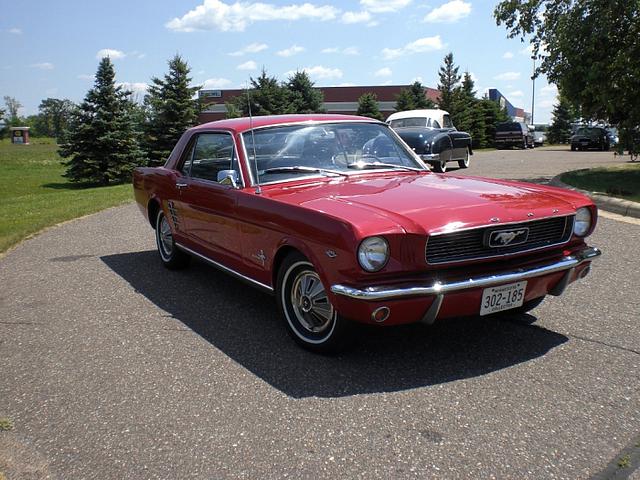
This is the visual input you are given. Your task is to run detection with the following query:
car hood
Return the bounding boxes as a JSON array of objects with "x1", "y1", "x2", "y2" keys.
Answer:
[{"x1": 263, "y1": 172, "x2": 587, "y2": 237}]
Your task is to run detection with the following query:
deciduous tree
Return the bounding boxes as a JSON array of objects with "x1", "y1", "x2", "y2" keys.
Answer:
[{"x1": 494, "y1": 0, "x2": 640, "y2": 135}]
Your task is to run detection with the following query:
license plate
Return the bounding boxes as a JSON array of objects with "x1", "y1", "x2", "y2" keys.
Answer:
[{"x1": 479, "y1": 281, "x2": 527, "y2": 316}]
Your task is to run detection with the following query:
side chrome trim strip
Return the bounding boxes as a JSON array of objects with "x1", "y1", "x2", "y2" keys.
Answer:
[
  {"x1": 175, "y1": 243, "x2": 274, "y2": 294},
  {"x1": 331, "y1": 246, "x2": 601, "y2": 301}
]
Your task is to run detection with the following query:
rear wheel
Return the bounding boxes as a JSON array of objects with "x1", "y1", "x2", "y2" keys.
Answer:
[
  {"x1": 155, "y1": 210, "x2": 190, "y2": 270},
  {"x1": 571, "y1": 144, "x2": 576, "y2": 151},
  {"x1": 276, "y1": 253, "x2": 353, "y2": 353},
  {"x1": 458, "y1": 149, "x2": 470, "y2": 169}
]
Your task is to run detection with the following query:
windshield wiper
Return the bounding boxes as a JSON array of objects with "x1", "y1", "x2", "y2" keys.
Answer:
[
  {"x1": 347, "y1": 161, "x2": 423, "y2": 173},
  {"x1": 261, "y1": 166, "x2": 348, "y2": 177}
]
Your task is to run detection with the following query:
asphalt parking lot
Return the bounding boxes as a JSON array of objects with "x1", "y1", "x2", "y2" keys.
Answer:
[{"x1": 1, "y1": 147, "x2": 639, "y2": 479}]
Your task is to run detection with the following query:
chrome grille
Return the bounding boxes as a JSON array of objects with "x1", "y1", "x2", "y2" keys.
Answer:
[{"x1": 426, "y1": 216, "x2": 574, "y2": 264}]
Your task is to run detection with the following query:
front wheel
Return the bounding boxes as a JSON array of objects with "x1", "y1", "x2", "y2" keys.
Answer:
[
  {"x1": 155, "y1": 209, "x2": 190, "y2": 269},
  {"x1": 433, "y1": 161, "x2": 447, "y2": 173},
  {"x1": 458, "y1": 149, "x2": 470, "y2": 169},
  {"x1": 277, "y1": 253, "x2": 352, "y2": 352}
]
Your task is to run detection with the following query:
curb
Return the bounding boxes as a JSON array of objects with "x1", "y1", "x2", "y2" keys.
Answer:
[{"x1": 550, "y1": 174, "x2": 640, "y2": 219}]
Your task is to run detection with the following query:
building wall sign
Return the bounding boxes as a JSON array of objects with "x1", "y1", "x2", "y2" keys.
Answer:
[{"x1": 199, "y1": 90, "x2": 222, "y2": 99}]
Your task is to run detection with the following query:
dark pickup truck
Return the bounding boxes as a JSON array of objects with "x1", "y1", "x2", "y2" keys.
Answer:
[{"x1": 495, "y1": 122, "x2": 534, "y2": 149}]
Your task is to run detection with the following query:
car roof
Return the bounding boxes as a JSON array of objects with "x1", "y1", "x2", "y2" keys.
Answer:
[
  {"x1": 192, "y1": 114, "x2": 382, "y2": 133},
  {"x1": 386, "y1": 109, "x2": 449, "y2": 121}
]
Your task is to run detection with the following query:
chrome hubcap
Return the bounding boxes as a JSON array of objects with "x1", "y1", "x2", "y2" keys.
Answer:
[
  {"x1": 291, "y1": 270, "x2": 334, "y2": 333},
  {"x1": 159, "y1": 216, "x2": 173, "y2": 256}
]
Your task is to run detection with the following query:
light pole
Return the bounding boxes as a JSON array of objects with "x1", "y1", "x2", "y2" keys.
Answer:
[{"x1": 531, "y1": 55, "x2": 536, "y2": 125}]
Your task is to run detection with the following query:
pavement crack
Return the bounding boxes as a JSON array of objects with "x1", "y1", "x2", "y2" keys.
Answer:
[
  {"x1": 568, "y1": 333, "x2": 640, "y2": 356},
  {"x1": 0, "y1": 321, "x2": 40, "y2": 325},
  {"x1": 590, "y1": 432, "x2": 640, "y2": 479}
]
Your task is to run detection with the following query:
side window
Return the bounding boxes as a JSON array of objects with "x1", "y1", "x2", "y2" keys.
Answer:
[
  {"x1": 189, "y1": 133, "x2": 236, "y2": 183},
  {"x1": 442, "y1": 115, "x2": 452, "y2": 128},
  {"x1": 179, "y1": 139, "x2": 196, "y2": 175},
  {"x1": 432, "y1": 119, "x2": 441, "y2": 129},
  {"x1": 426, "y1": 118, "x2": 432, "y2": 128}
]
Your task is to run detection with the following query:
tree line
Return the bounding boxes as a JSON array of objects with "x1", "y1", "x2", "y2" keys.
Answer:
[{"x1": 0, "y1": 51, "x2": 571, "y2": 186}]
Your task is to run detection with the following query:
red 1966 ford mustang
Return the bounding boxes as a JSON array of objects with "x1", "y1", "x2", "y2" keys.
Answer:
[{"x1": 133, "y1": 114, "x2": 601, "y2": 352}]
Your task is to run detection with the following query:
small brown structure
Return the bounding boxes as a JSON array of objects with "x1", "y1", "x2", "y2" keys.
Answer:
[{"x1": 10, "y1": 127, "x2": 30, "y2": 145}]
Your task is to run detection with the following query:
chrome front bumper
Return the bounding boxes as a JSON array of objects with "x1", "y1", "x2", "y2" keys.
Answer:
[
  {"x1": 420, "y1": 153, "x2": 440, "y2": 161},
  {"x1": 331, "y1": 246, "x2": 601, "y2": 301}
]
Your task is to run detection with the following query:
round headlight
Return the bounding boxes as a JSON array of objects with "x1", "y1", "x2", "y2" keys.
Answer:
[
  {"x1": 573, "y1": 207, "x2": 592, "y2": 237},
  {"x1": 358, "y1": 236, "x2": 389, "y2": 272}
]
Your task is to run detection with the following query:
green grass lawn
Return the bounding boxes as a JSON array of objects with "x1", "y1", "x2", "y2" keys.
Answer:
[
  {"x1": 561, "y1": 163, "x2": 640, "y2": 203},
  {"x1": 0, "y1": 138, "x2": 133, "y2": 253}
]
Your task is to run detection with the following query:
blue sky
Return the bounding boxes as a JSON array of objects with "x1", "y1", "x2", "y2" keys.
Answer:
[{"x1": 1, "y1": 0, "x2": 558, "y2": 123}]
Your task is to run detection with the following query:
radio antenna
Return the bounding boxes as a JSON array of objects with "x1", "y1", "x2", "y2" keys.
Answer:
[{"x1": 246, "y1": 83, "x2": 261, "y2": 194}]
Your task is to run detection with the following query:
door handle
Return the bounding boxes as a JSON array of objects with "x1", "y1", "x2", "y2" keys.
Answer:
[{"x1": 176, "y1": 182, "x2": 188, "y2": 189}]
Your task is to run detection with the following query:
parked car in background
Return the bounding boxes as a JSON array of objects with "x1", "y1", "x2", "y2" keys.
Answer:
[
  {"x1": 570, "y1": 127, "x2": 610, "y2": 151},
  {"x1": 133, "y1": 114, "x2": 601, "y2": 352},
  {"x1": 387, "y1": 109, "x2": 472, "y2": 173},
  {"x1": 533, "y1": 131, "x2": 546, "y2": 147},
  {"x1": 495, "y1": 122, "x2": 534, "y2": 149},
  {"x1": 606, "y1": 127, "x2": 619, "y2": 147}
]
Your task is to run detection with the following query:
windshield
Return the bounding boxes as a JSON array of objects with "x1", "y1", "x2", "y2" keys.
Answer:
[
  {"x1": 576, "y1": 127, "x2": 600, "y2": 137},
  {"x1": 389, "y1": 117, "x2": 428, "y2": 128},
  {"x1": 243, "y1": 122, "x2": 425, "y2": 184}
]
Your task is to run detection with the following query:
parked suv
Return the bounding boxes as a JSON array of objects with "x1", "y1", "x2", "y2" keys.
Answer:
[{"x1": 495, "y1": 122, "x2": 534, "y2": 149}]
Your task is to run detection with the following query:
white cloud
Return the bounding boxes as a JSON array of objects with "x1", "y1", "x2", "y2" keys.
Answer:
[
  {"x1": 8, "y1": 27, "x2": 22, "y2": 34},
  {"x1": 503, "y1": 51, "x2": 514, "y2": 59},
  {"x1": 360, "y1": 0, "x2": 411, "y2": 13},
  {"x1": 237, "y1": 60, "x2": 258, "y2": 70},
  {"x1": 332, "y1": 82, "x2": 356, "y2": 87},
  {"x1": 540, "y1": 84, "x2": 557, "y2": 96},
  {"x1": 202, "y1": 77, "x2": 232, "y2": 89},
  {"x1": 31, "y1": 62, "x2": 54, "y2": 70},
  {"x1": 521, "y1": 42, "x2": 548, "y2": 57},
  {"x1": 117, "y1": 82, "x2": 149, "y2": 96},
  {"x1": 229, "y1": 42, "x2": 268, "y2": 56},
  {"x1": 285, "y1": 65, "x2": 343, "y2": 80},
  {"x1": 78, "y1": 74, "x2": 95, "y2": 81},
  {"x1": 129, "y1": 50, "x2": 146, "y2": 59},
  {"x1": 382, "y1": 35, "x2": 444, "y2": 59},
  {"x1": 424, "y1": 0, "x2": 471, "y2": 23},
  {"x1": 96, "y1": 48, "x2": 126, "y2": 60},
  {"x1": 539, "y1": 99, "x2": 555, "y2": 108},
  {"x1": 277, "y1": 45, "x2": 305, "y2": 57},
  {"x1": 508, "y1": 90, "x2": 524, "y2": 98},
  {"x1": 322, "y1": 46, "x2": 359, "y2": 55},
  {"x1": 166, "y1": 0, "x2": 339, "y2": 32},
  {"x1": 374, "y1": 67, "x2": 392, "y2": 77},
  {"x1": 494, "y1": 71, "x2": 521, "y2": 81},
  {"x1": 342, "y1": 11, "x2": 372, "y2": 23}
]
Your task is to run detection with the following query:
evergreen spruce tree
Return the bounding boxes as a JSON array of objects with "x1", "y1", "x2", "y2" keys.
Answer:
[
  {"x1": 144, "y1": 55, "x2": 199, "y2": 165},
  {"x1": 233, "y1": 69, "x2": 291, "y2": 116},
  {"x1": 409, "y1": 81, "x2": 435, "y2": 109},
  {"x1": 286, "y1": 71, "x2": 324, "y2": 113},
  {"x1": 225, "y1": 101, "x2": 241, "y2": 119},
  {"x1": 394, "y1": 89, "x2": 415, "y2": 112},
  {"x1": 437, "y1": 53, "x2": 461, "y2": 113},
  {"x1": 478, "y1": 97, "x2": 510, "y2": 148},
  {"x1": 547, "y1": 95, "x2": 575, "y2": 144},
  {"x1": 356, "y1": 93, "x2": 384, "y2": 121},
  {"x1": 451, "y1": 72, "x2": 485, "y2": 148},
  {"x1": 60, "y1": 57, "x2": 145, "y2": 185}
]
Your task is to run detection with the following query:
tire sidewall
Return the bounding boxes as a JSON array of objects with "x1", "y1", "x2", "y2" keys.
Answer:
[{"x1": 278, "y1": 259, "x2": 338, "y2": 346}]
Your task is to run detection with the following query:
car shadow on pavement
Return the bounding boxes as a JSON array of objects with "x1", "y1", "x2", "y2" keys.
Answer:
[{"x1": 101, "y1": 251, "x2": 569, "y2": 399}]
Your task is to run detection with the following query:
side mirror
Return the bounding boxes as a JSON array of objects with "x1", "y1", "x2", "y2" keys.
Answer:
[{"x1": 217, "y1": 169, "x2": 239, "y2": 188}]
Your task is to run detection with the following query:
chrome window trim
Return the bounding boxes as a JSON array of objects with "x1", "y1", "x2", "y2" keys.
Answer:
[
  {"x1": 183, "y1": 130, "x2": 246, "y2": 188},
  {"x1": 240, "y1": 121, "x2": 428, "y2": 187},
  {"x1": 176, "y1": 242, "x2": 274, "y2": 294},
  {"x1": 425, "y1": 215, "x2": 575, "y2": 265}
]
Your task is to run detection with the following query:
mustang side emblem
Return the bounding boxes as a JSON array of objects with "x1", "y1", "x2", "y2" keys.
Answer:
[{"x1": 487, "y1": 228, "x2": 529, "y2": 248}]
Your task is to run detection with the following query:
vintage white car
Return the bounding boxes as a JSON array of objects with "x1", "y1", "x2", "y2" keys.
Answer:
[{"x1": 387, "y1": 109, "x2": 473, "y2": 173}]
